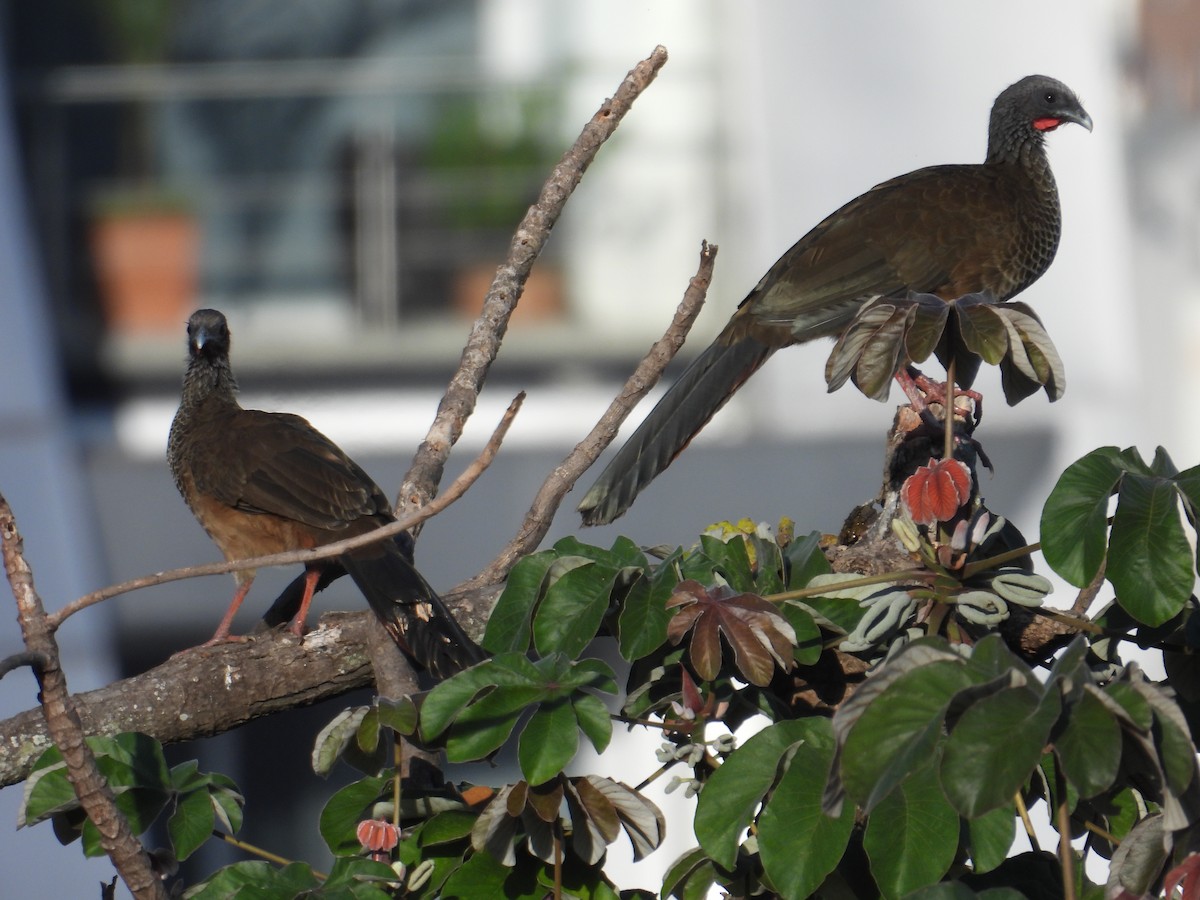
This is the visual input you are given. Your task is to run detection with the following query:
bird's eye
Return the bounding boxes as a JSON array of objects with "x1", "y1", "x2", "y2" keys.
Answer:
[{"x1": 1043, "y1": 91, "x2": 1057, "y2": 104}]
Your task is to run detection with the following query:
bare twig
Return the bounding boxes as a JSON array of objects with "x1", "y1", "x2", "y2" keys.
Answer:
[
  {"x1": 49, "y1": 395, "x2": 522, "y2": 630},
  {"x1": 1071, "y1": 559, "x2": 1107, "y2": 616},
  {"x1": 463, "y1": 241, "x2": 717, "y2": 589},
  {"x1": 396, "y1": 45, "x2": 670, "y2": 520},
  {"x1": 1, "y1": 493, "x2": 166, "y2": 899}
]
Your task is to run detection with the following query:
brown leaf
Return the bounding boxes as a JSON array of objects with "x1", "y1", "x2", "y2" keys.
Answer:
[
  {"x1": 473, "y1": 783, "x2": 522, "y2": 865},
  {"x1": 526, "y1": 779, "x2": 563, "y2": 823},
  {"x1": 570, "y1": 776, "x2": 622, "y2": 843},
  {"x1": 578, "y1": 775, "x2": 665, "y2": 861},
  {"x1": 666, "y1": 581, "x2": 796, "y2": 686}
]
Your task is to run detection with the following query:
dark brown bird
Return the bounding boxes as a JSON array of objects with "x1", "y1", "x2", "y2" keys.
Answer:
[
  {"x1": 579, "y1": 74, "x2": 1091, "y2": 526},
  {"x1": 168, "y1": 308, "x2": 485, "y2": 677}
]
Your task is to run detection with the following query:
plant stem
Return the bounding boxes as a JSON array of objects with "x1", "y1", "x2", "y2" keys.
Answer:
[
  {"x1": 1055, "y1": 760, "x2": 1076, "y2": 900},
  {"x1": 1014, "y1": 791, "x2": 1040, "y2": 852},
  {"x1": 393, "y1": 735, "x2": 402, "y2": 830},
  {"x1": 944, "y1": 356, "x2": 956, "y2": 463},
  {"x1": 212, "y1": 831, "x2": 324, "y2": 880}
]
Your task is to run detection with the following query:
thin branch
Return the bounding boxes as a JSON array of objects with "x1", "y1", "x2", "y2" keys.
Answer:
[
  {"x1": 396, "y1": 45, "x2": 670, "y2": 520},
  {"x1": 1, "y1": 493, "x2": 166, "y2": 899},
  {"x1": 0, "y1": 650, "x2": 49, "y2": 680},
  {"x1": 211, "y1": 831, "x2": 323, "y2": 879},
  {"x1": 463, "y1": 240, "x2": 716, "y2": 589},
  {"x1": 49, "y1": 394, "x2": 522, "y2": 630}
]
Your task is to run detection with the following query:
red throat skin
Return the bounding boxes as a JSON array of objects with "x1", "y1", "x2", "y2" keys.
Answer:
[{"x1": 1032, "y1": 117, "x2": 1061, "y2": 132}]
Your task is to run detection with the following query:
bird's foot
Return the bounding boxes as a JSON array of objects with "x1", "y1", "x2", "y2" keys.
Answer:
[
  {"x1": 198, "y1": 633, "x2": 250, "y2": 649},
  {"x1": 286, "y1": 620, "x2": 308, "y2": 639},
  {"x1": 910, "y1": 370, "x2": 983, "y2": 425}
]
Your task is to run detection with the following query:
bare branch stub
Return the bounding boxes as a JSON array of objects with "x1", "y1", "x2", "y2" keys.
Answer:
[
  {"x1": 0, "y1": 494, "x2": 167, "y2": 900},
  {"x1": 0, "y1": 650, "x2": 49, "y2": 680},
  {"x1": 397, "y1": 45, "x2": 671, "y2": 519},
  {"x1": 463, "y1": 241, "x2": 716, "y2": 590}
]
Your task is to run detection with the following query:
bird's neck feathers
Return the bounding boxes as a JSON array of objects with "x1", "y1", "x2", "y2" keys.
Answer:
[
  {"x1": 985, "y1": 115, "x2": 1057, "y2": 200},
  {"x1": 181, "y1": 353, "x2": 240, "y2": 410}
]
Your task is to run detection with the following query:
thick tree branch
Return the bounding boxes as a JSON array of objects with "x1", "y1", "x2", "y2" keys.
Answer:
[
  {"x1": 397, "y1": 45, "x2": 670, "y2": 519},
  {"x1": 462, "y1": 241, "x2": 716, "y2": 590},
  {"x1": 0, "y1": 611, "x2": 382, "y2": 789},
  {"x1": 1, "y1": 494, "x2": 166, "y2": 898}
]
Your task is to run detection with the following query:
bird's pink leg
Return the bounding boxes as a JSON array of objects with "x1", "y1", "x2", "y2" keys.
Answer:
[
  {"x1": 287, "y1": 568, "x2": 323, "y2": 638},
  {"x1": 202, "y1": 577, "x2": 255, "y2": 646}
]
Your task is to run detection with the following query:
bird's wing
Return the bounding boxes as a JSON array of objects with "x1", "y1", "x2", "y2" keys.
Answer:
[
  {"x1": 744, "y1": 164, "x2": 1003, "y2": 337},
  {"x1": 189, "y1": 410, "x2": 389, "y2": 531}
]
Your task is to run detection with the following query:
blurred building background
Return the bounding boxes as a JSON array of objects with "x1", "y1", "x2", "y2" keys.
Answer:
[{"x1": 0, "y1": 0, "x2": 1190, "y2": 894}]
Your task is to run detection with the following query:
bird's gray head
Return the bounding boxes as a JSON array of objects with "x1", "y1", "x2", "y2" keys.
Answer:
[
  {"x1": 989, "y1": 75, "x2": 1092, "y2": 158},
  {"x1": 185, "y1": 308, "x2": 232, "y2": 363}
]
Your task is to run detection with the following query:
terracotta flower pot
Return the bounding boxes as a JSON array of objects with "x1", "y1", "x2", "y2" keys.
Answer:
[
  {"x1": 453, "y1": 264, "x2": 565, "y2": 325},
  {"x1": 90, "y1": 211, "x2": 199, "y2": 335}
]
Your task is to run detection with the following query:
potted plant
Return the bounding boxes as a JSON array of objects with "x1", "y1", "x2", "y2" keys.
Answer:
[
  {"x1": 86, "y1": 0, "x2": 198, "y2": 336},
  {"x1": 424, "y1": 91, "x2": 565, "y2": 325}
]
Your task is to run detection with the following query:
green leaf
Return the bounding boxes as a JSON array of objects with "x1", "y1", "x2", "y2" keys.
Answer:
[
  {"x1": 618, "y1": 549, "x2": 682, "y2": 660},
  {"x1": 81, "y1": 786, "x2": 170, "y2": 857},
  {"x1": 320, "y1": 776, "x2": 387, "y2": 856},
  {"x1": 482, "y1": 549, "x2": 556, "y2": 653},
  {"x1": 1054, "y1": 687, "x2": 1120, "y2": 799},
  {"x1": 440, "y1": 848, "x2": 512, "y2": 897},
  {"x1": 758, "y1": 718, "x2": 855, "y2": 899},
  {"x1": 863, "y1": 762, "x2": 958, "y2": 899},
  {"x1": 660, "y1": 847, "x2": 717, "y2": 900},
  {"x1": 607, "y1": 534, "x2": 651, "y2": 568},
  {"x1": 706, "y1": 533, "x2": 757, "y2": 591},
  {"x1": 1132, "y1": 677, "x2": 1198, "y2": 796},
  {"x1": 519, "y1": 701, "x2": 578, "y2": 786},
  {"x1": 357, "y1": 707, "x2": 380, "y2": 754},
  {"x1": 784, "y1": 530, "x2": 832, "y2": 589},
  {"x1": 20, "y1": 753, "x2": 75, "y2": 827},
  {"x1": 572, "y1": 693, "x2": 613, "y2": 755},
  {"x1": 322, "y1": 857, "x2": 399, "y2": 897},
  {"x1": 1040, "y1": 447, "x2": 1126, "y2": 587},
  {"x1": 1107, "y1": 814, "x2": 1168, "y2": 899},
  {"x1": 839, "y1": 660, "x2": 975, "y2": 812},
  {"x1": 184, "y1": 861, "x2": 320, "y2": 899},
  {"x1": 941, "y1": 686, "x2": 1061, "y2": 818},
  {"x1": 168, "y1": 787, "x2": 215, "y2": 861},
  {"x1": 781, "y1": 602, "x2": 823, "y2": 665},
  {"x1": 695, "y1": 719, "x2": 816, "y2": 869},
  {"x1": 533, "y1": 560, "x2": 617, "y2": 658},
  {"x1": 424, "y1": 653, "x2": 615, "y2": 766},
  {"x1": 421, "y1": 653, "x2": 543, "y2": 739},
  {"x1": 376, "y1": 697, "x2": 418, "y2": 736},
  {"x1": 444, "y1": 700, "x2": 527, "y2": 764},
  {"x1": 418, "y1": 810, "x2": 478, "y2": 847},
  {"x1": 312, "y1": 706, "x2": 371, "y2": 778},
  {"x1": 211, "y1": 784, "x2": 243, "y2": 835},
  {"x1": 1108, "y1": 473, "x2": 1194, "y2": 625},
  {"x1": 968, "y1": 803, "x2": 1015, "y2": 874}
]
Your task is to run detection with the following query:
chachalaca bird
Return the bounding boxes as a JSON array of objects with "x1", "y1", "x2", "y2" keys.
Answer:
[
  {"x1": 168, "y1": 308, "x2": 485, "y2": 678},
  {"x1": 578, "y1": 74, "x2": 1091, "y2": 526}
]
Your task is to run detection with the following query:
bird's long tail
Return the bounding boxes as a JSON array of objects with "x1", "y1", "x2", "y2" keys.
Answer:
[
  {"x1": 340, "y1": 541, "x2": 487, "y2": 679},
  {"x1": 578, "y1": 334, "x2": 776, "y2": 526}
]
